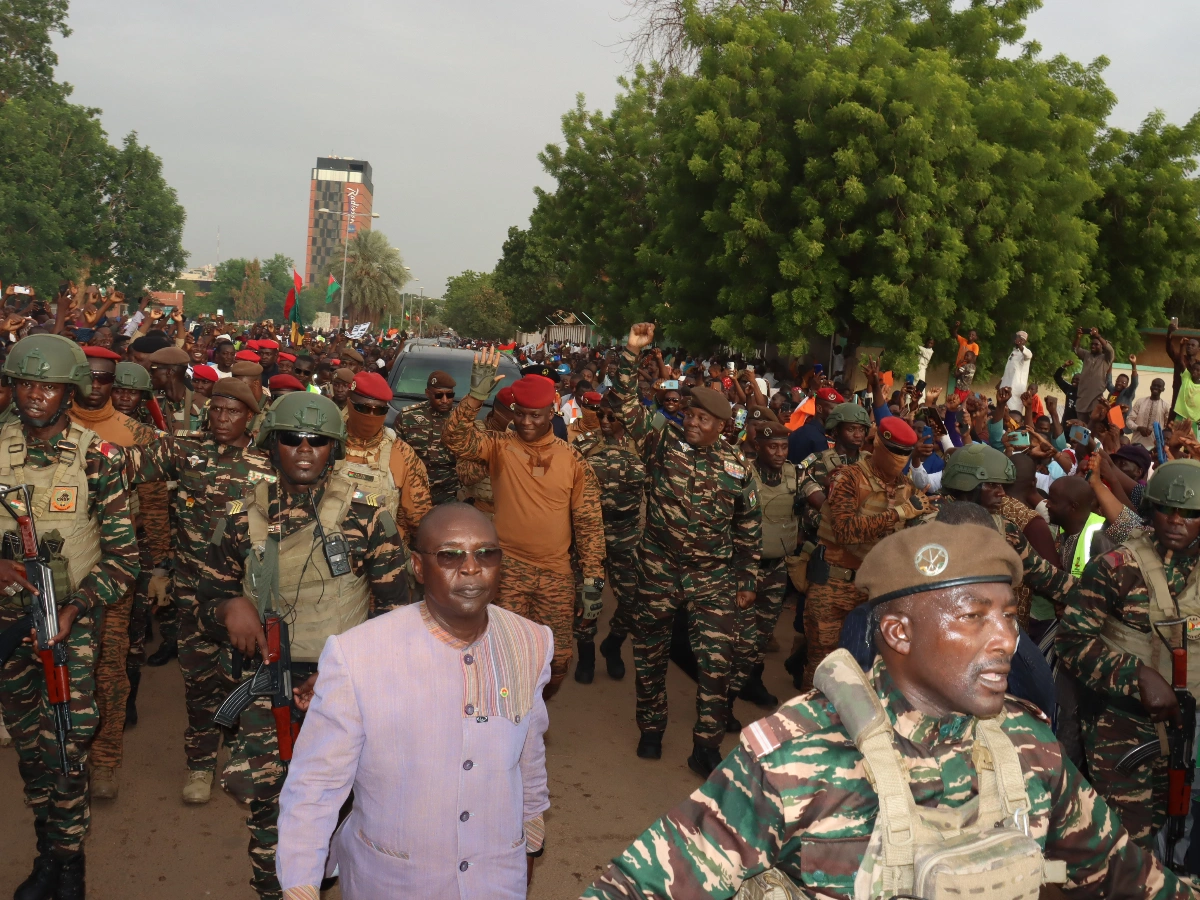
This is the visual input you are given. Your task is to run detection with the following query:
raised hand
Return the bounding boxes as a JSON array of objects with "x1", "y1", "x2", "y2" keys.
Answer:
[
  {"x1": 1129, "y1": 354, "x2": 1137, "y2": 364},
  {"x1": 996, "y1": 386, "x2": 1012, "y2": 407},
  {"x1": 468, "y1": 346, "x2": 505, "y2": 401},
  {"x1": 626, "y1": 323, "x2": 656, "y2": 353}
]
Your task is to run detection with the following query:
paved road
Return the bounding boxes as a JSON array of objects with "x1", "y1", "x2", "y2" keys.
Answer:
[{"x1": 1, "y1": 599, "x2": 799, "y2": 899}]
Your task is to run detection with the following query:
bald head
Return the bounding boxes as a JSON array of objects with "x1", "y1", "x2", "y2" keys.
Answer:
[
  {"x1": 414, "y1": 501, "x2": 497, "y2": 552},
  {"x1": 1047, "y1": 475, "x2": 1096, "y2": 534},
  {"x1": 936, "y1": 501, "x2": 998, "y2": 530}
]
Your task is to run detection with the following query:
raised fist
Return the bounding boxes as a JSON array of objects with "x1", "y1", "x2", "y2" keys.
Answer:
[{"x1": 626, "y1": 323, "x2": 655, "y2": 353}]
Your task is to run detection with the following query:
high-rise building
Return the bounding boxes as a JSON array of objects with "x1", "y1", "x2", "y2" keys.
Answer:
[{"x1": 304, "y1": 157, "x2": 374, "y2": 285}]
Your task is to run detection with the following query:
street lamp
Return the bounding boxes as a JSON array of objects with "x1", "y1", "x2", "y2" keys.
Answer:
[
  {"x1": 394, "y1": 270, "x2": 415, "y2": 331},
  {"x1": 316, "y1": 207, "x2": 381, "y2": 328}
]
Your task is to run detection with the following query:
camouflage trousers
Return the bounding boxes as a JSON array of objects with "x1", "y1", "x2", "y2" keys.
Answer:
[
  {"x1": 497, "y1": 555, "x2": 574, "y2": 684},
  {"x1": 729, "y1": 556, "x2": 789, "y2": 695},
  {"x1": 126, "y1": 570, "x2": 153, "y2": 669},
  {"x1": 178, "y1": 588, "x2": 232, "y2": 771},
  {"x1": 801, "y1": 578, "x2": 867, "y2": 689},
  {"x1": 0, "y1": 606, "x2": 97, "y2": 852},
  {"x1": 632, "y1": 552, "x2": 738, "y2": 748},
  {"x1": 91, "y1": 584, "x2": 134, "y2": 767},
  {"x1": 574, "y1": 536, "x2": 639, "y2": 642},
  {"x1": 1084, "y1": 708, "x2": 1167, "y2": 848},
  {"x1": 155, "y1": 594, "x2": 178, "y2": 644}
]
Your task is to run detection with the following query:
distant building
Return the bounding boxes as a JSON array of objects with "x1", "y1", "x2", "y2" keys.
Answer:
[
  {"x1": 176, "y1": 264, "x2": 216, "y2": 293},
  {"x1": 304, "y1": 157, "x2": 374, "y2": 285}
]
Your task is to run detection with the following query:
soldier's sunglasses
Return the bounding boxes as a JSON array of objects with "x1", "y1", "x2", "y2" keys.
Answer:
[
  {"x1": 277, "y1": 432, "x2": 332, "y2": 448},
  {"x1": 415, "y1": 546, "x2": 503, "y2": 569},
  {"x1": 1152, "y1": 503, "x2": 1200, "y2": 520},
  {"x1": 90, "y1": 371, "x2": 116, "y2": 384},
  {"x1": 430, "y1": 391, "x2": 455, "y2": 400},
  {"x1": 351, "y1": 400, "x2": 389, "y2": 415}
]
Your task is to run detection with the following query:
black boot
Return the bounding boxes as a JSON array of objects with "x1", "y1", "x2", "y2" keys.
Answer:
[
  {"x1": 124, "y1": 666, "x2": 141, "y2": 729},
  {"x1": 783, "y1": 644, "x2": 807, "y2": 691},
  {"x1": 146, "y1": 639, "x2": 177, "y2": 667},
  {"x1": 599, "y1": 631, "x2": 626, "y2": 680},
  {"x1": 636, "y1": 730, "x2": 663, "y2": 760},
  {"x1": 687, "y1": 741, "x2": 724, "y2": 778},
  {"x1": 738, "y1": 664, "x2": 779, "y2": 710},
  {"x1": 52, "y1": 851, "x2": 84, "y2": 900},
  {"x1": 725, "y1": 693, "x2": 742, "y2": 733},
  {"x1": 14, "y1": 826, "x2": 57, "y2": 900},
  {"x1": 574, "y1": 641, "x2": 596, "y2": 684}
]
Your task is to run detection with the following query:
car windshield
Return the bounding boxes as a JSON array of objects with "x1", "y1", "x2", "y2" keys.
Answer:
[{"x1": 389, "y1": 351, "x2": 519, "y2": 405}]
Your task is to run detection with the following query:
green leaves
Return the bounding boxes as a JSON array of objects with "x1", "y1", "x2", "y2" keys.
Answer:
[{"x1": 442, "y1": 270, "x2": 513, "y2": 339}]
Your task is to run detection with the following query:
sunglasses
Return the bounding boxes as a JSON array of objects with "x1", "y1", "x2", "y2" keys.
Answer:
[
  {"x1": 598, "y1": 412, "x2": 617, "y2": 421},
  {"x1": 430, "y1": 391, "x2": 455, "y2": 400},
  {"x1": 351, "y1": 400, "x2": 389, "y2": 416},
  {"x1": 415, "y1": 547, "x2": 503, "y2": 569},
  {"x1": 90, "y1": 371, "x2": 116, "y2": 385},
  {"x1": 1153, "y1": 503, "x2": 1200, "y2": 520},
  {"x1": 277, "y1": 432, "x2": 333, "y2": 448}
]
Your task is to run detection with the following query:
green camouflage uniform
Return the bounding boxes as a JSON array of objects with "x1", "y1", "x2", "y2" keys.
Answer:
[
  {"x1": 571, "y1": 430, "x2": 646, "y2": 642},
  {"x1": 0, "y1": 430, "x2": 139, "y2": 853},
  {"x1": 128, "y1": 433, "x2": 275, "y2": 773},
  {"x1": 612, "y1": 350, "x2": 761, "y2": 748},
  {"x1": 1055, "y1": 539, "x2": 1196, "y2": 846},
  {"x1": 796, "y1": 447, "x2": 859, "y2": 539},
  {"x1": 396, "y1": 400, "x2": 460, "y2": 505},
  {"x1": 582, "y1": 657, "x2": 1193, "y2": 900},
  {"x1": 197, "y1": 480, "x2": 408, "y2": 900}
]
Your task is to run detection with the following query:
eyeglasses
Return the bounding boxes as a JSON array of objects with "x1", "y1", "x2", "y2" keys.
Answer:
[
  {"x1": 351, "y1": 400, "x2": 389, "y2": 416},
  {"x1": 277, "y1": 432, "x2": 332, "y2": 448},
  {"x1": 90, "y1": 371, "x2": 116, "y2": 385},
  {"x1": 1153, "y1": 503, "x2": 1200, "y2": 520},
  {"x1": 415, "y1": 547, "x2": 503, "y2": 569}
]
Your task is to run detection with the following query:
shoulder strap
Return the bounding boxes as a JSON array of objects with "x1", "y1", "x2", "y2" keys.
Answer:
[
  {"x1": 973, "y1": 714, "x2": 1030, "y2": 819},
  {"x1": 247, "y1": 479, "x2": 270, "y2": 546},
  {"x1": 1125, "y1": 533, "x2": 1180, "y2": 619},
  {"x1": 51, "y1": 422, "x2": 96, "y2": 491},
  {"x1": 813, "y1": 650, "x2": 916, "y2": 866}
]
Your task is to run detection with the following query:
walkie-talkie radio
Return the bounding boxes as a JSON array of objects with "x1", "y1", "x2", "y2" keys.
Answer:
[{"x1": 307, "y1": 493, "x2": 351, "y2": 577}]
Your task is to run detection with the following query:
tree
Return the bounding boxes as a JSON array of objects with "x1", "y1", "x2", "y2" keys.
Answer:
[
  {"x1": 0, "y1": 0, "x2": 71, "y2": 104},
  {"x1": 492, "y1": 225, "x2": 564, "y2": 331},
  {"x1": 322, "y1": 230, "x2": 410, "y2": 326},
  {"x1": 442, "y1": 271, "x2": 513, "y2": 339},
  {"x1": 231, "y1": 259, "x2": 266, "y2": 322},
  {"x1": 259, "y1": 252, "x2": 296, "y2": 322}
]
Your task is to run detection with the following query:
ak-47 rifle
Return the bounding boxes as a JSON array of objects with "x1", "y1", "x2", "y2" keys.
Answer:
[
  {"x1": 1116, "y1": 617, "x2": 1196, "y2": 868},
  {"x1": 213, "y1": 609, "x2": 297, "y2": 765},
  {"x1": 0, "y1": 484, "x2": 82, "y2": 778}
]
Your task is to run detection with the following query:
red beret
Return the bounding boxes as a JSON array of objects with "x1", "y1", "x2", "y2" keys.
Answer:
[
  {"x1": 246, "y1": 340, "x2": 261, "y2": 350},
  {"x1": 581, "y1": 391, "x2": 604, "y2": 406},
  {"x1": 351, "y1": 371, "x2": 392, "y2": 402},
  {"x1": 83, "y1": 346, "x2": 121, "y2": 361},
  {"x1": 816, "y1": 387, "x2": 844, "y2": 403},
  {"x1": 192, "y1": 364, "x2": 218, "y2": 382},
  {"x1": 278, "y1": 351, "x2": 296, "y2": 362},
  {"x1": 510, "y1": 374, "x2": 556, "y2": 410},
  {"x1": 496, "y1": 387, "x2": 516, "y2": 409},
  {"x1": 258, "y1": 339, "x2": 280, "y2": 349},
  {"x1": 235, "y1": 350, "x2": 261, "y2": 362},
  {"x1": 877, "y1": 416, "x2": 917, "y2": 448},
  {"x1": 268, "y1": 374, "x2": 305, "y2": 392}
]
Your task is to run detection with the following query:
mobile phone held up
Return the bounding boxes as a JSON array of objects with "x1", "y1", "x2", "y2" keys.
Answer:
[
  {"x1": 1068, "y1": 424, "x2": 1091, "y2": 447},
  {"x1": 1011, "y1": 431, "x2": 1031, "y2": 449}
]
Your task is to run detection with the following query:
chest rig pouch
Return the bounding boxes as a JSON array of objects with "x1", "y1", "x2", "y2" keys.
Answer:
[{"x1": 816, "y1": 650, "x2": 1063, "y2": 900}]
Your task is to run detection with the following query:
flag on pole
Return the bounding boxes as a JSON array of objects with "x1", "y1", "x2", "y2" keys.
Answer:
[
  {"x1": 283, "y1": 286, "x2": 301, "y2": 344},
  {"x1": 325, "y1": 275, "x2": 339, "y2": 304},
  {"x1": 292, "y1": 269, "x2": 303, "y2": 295}
]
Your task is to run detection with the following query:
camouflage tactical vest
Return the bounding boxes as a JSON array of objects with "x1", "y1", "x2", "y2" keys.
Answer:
[
  {"x1": 239, "y1": 472, "x2": 372, "y2": 663},
  {"x1": 816, "y1": 456, "x2": 913, "y2": 561},
  {"x1": 0, "y1": 419, "x2": 102, "y2": 590},
  {"x1": 336, "y1": 428, "x2": 402, "y2": 520},
  {"x1": 753, "y1": 462, "x2": 799, "y2": 560},
  {"x1": 1099, "y1": 531, "x2": 1200, "y2": 694}
]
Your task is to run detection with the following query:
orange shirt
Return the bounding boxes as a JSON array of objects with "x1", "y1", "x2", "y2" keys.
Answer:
[{"x1": 956, "y1": 335, "x2": 980, "y2": 368}]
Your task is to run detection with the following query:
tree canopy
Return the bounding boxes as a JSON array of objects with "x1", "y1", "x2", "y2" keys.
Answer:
[
  {"x1": 499, "y1": 0, "x2": 1200, "y2": 376},
  {"x1": 442, "y1": 270, "x2": 513, "y2": 339},
  {"x1": 321, "y1": 230, "x2": 411, "y2": 326}
]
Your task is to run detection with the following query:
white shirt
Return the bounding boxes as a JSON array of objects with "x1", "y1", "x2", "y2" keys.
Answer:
[
  {"x1": 916, "y1": 346, "x2": 934, "y2": 384},
  {"x1": 1000, "y1": 345, "x2": 1033, "y2": 411}
]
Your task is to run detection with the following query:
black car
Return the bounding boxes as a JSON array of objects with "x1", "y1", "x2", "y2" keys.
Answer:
[{"x1": 385, "y1": 345, "x2": 522, "y2": 427}]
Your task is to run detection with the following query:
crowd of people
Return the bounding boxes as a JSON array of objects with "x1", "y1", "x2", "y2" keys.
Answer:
[{"x1": 3, "y1": 280, "x2": 1200, "y2": 899}]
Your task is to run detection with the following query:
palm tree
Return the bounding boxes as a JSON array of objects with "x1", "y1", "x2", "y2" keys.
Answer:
[{"x1": 323, "y1": 230, "x2": 411, "y2": 327}]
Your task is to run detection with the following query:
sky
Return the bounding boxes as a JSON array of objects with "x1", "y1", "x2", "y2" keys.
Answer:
[{"x1": 51, "y1": 0, "x2": 1200, "y2": 299}]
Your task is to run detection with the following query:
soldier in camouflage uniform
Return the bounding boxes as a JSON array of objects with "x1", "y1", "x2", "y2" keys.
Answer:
[
  {"x1": 0, "y1": 335, "x2": 139, "y2": 900},
  {"x1": 1057, "y1": 458, "x2": 1200, "y2": 853},
  {"x1": 148, "y1": 345, "x2": 200, "y2": 432},
  {"x1": 583, "y1": 522, "x2": 1193, "y2": 900},
  {"x1": 67, "y1": 345, "x2": 169, "y2": 801},
  {"x1": 802, "y1": 416, "x2": 926, "y2": 689},
  {"x1": 397, "y1": 370, "x2": 461, "y2": 505},
  {"x1": 571, "y1": 392, "x2": 647, "y2": 684},
  {"x1": 198, "y1": 392, "x2": 408, "y2": 900},
  {"x1": 615, "y1": 324, "x2": 761, "y2": 777},
  {"x1": 127, "y1": 377, "x2": 273, "y2": 805}
]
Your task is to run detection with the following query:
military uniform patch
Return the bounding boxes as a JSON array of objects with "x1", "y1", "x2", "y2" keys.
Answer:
[
  {"x1": 724, "y1": 461, "x2": 745, "y2": 480},
  {"x1": 246, "y1": 471, "x2": 277, "y2": 484},
  {"x1": 346, "y1": 470, "x2": 375, "y2": 482},
  {"x1": 49, "y1": 486, "x2": 77, "y2": 513},
  {"x1": 351, "y1": 489, "x2": 383, "y2": 507}
]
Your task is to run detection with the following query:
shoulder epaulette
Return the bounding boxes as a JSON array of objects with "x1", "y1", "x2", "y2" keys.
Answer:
[
  {"x1": 351, "y1": 489, "x2": 384, "y2": 507},
  {"x1": 225, "y1": 499, "x2": 245, "y2": 515}
]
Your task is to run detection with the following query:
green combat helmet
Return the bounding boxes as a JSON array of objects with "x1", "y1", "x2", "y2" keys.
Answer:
[
  {"x1": 1144, "y1": 458, "x2": 1200, "y2": 510},
  {"x1": 114, "y1": 362, "x2": 152, "y2": 392},
  {"x1": 825, "y1": 402, "x2": 871, "y2": 432},
  {"x1": 256, "y1": 391, "x2": 346, "y2": 461},
  {"x1": 3, "y1": 334, "x2": 93, "y2": 398},
  {"x1": 941, "y1": 443, "x2": 1016, "y2": 492}
]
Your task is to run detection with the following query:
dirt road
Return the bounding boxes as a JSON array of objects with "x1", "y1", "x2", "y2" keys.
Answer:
[{"x1": 1, "y1": 605, "x2": 799, "y2": 898}]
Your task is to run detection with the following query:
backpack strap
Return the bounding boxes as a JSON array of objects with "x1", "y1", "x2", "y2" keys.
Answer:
[{"x1": 813, "y1": 649, "x2": 916, "y2": 866}]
